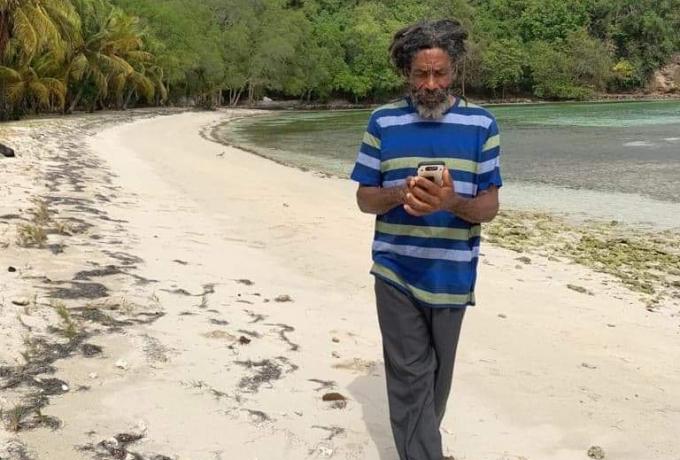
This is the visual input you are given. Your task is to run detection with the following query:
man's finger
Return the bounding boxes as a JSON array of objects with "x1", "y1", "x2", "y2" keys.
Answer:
[
  {"x1": 405, "y1": 191, "x2": 433, "y2": 213},
  {"x1": 404, "y1": 204, "x2": 426, "y2": 216},
  {"x1": 414, "y1": 176, "x2": 438, "y2": 193},
  {"x1": 411, "y1": 184, "x2": 438, "y2": 206},
  {"x1": 442, "y1": 168, "x2": 453, "y2": 188}
]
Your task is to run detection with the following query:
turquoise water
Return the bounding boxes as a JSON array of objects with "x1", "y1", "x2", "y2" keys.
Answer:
[{"x1": 215, "y1": 100, "x2": 680, "y2": 229}]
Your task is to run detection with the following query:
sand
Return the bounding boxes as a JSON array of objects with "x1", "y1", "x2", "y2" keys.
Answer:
[{"x1": 1, "y1": 110, "x2": 679, "y2": 460}]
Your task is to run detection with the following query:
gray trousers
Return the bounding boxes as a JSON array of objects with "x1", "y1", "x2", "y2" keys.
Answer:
[{"x1": 375, "y1": 277, "x2": 466, "y2": 460}]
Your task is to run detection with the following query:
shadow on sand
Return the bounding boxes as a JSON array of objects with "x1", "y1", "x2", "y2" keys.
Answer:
[{"x1": 347, "y1": 367, "x2": 397, "y2": 460}]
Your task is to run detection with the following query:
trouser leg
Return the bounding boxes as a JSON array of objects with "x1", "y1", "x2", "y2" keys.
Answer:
[
  {"x1": 375, "y1": 278, "x2": 465, "y2": 460},
  {"x1": 431, "y1": 307, "x2": 465, "y2": 425},
  {"x1": 374, "y1": 277, "x2": 466, "y2": 460}
]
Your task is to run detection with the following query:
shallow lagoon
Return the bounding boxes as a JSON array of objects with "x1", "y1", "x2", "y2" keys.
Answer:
[{"x1": 216, "y1": 100, "x2": 680, "y2": 229}]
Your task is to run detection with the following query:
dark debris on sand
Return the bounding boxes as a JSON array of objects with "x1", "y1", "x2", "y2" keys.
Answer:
[
  {"x1": 73, "y1": 265, "x2": 123, "y2": 281},
  {"x1": 77, "y1": 429, "x2": 173, "y2": 460},
  {"x1": 47, "y1": 281, "x2": 109, "y2": 300}
]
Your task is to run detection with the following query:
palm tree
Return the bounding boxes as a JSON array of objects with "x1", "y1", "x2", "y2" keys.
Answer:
[
  {"x1": 0, "y1": 0, "x2": 79, "y2": 119},
  {"x1": 0, "y1": 58, "x2": 66, "y2": 114},
  {"x1": 0, "y1": 0, "x2": 79, "y2": 63},
  {"x1": 64, "y1": 0, "x2": 161, "y2": 111}
]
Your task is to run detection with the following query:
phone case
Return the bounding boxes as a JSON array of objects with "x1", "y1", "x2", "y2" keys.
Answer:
[{"x1": 417, "y1": 163, "x2": 445, "y2": 186}]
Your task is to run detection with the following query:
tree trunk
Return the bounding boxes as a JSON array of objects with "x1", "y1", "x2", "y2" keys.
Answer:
[
  {"x1": 0, "y1": 13, "x2": 11, "y2": 59},
  {"x1": 123, "y1": 89, "x2": 135, "y2": 109},
  {"x1": 231, "y1": 87, "x2": 243, "y2": 106},
  {"x1": 68, "y1": 85, "x2": 86, "y2": 113},
  {"x1": 247, "y1": 81, "x2": 254, "y2": 106},
  {"x1": 0, "y1": 80, "x2": 7, "y2": 121}
]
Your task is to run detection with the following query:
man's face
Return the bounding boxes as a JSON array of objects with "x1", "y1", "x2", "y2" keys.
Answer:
[{"x1": 408, "y1": 48, "x2": 453, "y2": 120}]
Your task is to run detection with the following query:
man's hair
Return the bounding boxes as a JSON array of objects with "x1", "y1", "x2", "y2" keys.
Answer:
[{"x1": 389, "y1": 19, "x2": 468, "y2": 76}]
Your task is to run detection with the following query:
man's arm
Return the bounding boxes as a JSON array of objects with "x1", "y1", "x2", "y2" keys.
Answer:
[
  {"x1": 356, "y1": 184, "x2": 408, "y2": 215},
  {"x1": 404, "y1": 171, "x2": 499, "y2": 223},
  {"x1": 444, "y1": 187, "x2": 499, "y2": 223}
]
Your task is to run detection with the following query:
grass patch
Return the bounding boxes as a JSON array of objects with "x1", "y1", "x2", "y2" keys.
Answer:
[
  {"x1": 29, "y1": 200, "x2": 50, "y2": 226},
  {"x1": 17, "y1": 223, "x2": 47, "y2": 247},
  {"x1": 52, "y1": 301, "x2": 80, "y2": 339},
  {"x1": 1, "y1": 405, "x2": 32, "y2": 432}
]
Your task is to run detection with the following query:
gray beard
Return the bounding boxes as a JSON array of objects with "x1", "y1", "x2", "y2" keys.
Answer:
[{"x1": 410, "y1": 87, "x2": 452, "y2": 120}]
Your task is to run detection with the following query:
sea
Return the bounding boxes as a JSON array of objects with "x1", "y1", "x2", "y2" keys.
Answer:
[{"x1": 214, "y1": 100, "x2": 680, "y2": 230}]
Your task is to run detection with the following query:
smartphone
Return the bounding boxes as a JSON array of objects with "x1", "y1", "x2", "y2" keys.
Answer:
[{"x1": 416, "y1": 161, "x2": 446, "y2": 186}]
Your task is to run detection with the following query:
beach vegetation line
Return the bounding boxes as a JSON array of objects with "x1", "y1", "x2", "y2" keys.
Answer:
[{"x1": 1, "y1": 0, "x2": 679, "y2": 120}]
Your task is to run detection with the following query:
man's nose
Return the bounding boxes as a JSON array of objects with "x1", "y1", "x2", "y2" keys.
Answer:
[{"x1": 423, "y1": 73, "x2": 438, "y2": 90}]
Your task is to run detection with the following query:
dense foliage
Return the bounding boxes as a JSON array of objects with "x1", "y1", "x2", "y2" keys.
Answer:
[{"x1": 1, "y1": 0, "x2": 679, "y2": 118}]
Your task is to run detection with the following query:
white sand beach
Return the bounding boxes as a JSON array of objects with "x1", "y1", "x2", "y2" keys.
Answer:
[{"x1": 1, "y1": 110, "x2": 679, "y2": 460}]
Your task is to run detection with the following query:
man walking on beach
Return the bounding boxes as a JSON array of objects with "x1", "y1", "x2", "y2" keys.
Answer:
[{"x1": 351, "y1": 19, "x2": 502, "y2": 460}]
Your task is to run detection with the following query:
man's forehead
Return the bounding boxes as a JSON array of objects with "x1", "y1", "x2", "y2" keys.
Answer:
[{"x1": 412, "y1": 48, "x2": 450, "y2": 68}]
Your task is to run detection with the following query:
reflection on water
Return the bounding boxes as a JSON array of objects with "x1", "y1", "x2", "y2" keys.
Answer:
[{"x1": 214, "y1": 101, "x2": 680, "y2": 229}]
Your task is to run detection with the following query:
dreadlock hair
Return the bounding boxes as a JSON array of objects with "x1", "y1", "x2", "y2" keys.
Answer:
[{"x1": 389, "y1": 19, "x2": 468, "y2": 77}]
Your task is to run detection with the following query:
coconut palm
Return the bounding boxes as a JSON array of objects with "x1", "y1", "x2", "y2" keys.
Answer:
[
  {"x1": 0, "y1": 0, "x2": 79, "y2": 64},
  {"x1": 0, "y1": 58, "x2": 66, "y2": 113},
  {"x1": 64, "y1": 0, "x2": 160, "y2": 111}
]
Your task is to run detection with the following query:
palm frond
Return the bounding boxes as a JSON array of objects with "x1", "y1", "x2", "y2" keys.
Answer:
[
  {"x1": 42, "y1": 76, "x2": 66, "y2": 108},
  {"x1": 13, "y1": 7, "x2": 39, "y2": 60},
  {"x1": 128, "y1": 70, "x2": 154, "y2": 102},
  {"x1": 67, "y1": 53, "x2": 88, "y2": 81},
  {"x1": 91, "y1": 66, "x2": 108, "y2": 96},
  {"x1": 7, "y1": 83, "x2": 25, "y2": 104},
  {"x1": 109, "y1": 71, "x2": 126, "y2": 98},
  {"x1": 28, "y1": 80, "x2": 50, "y2": 107},
  {"x1": 98, "y1": 53, "x2": 133, "y2": 75},
  {"x1": 125, "y1": 50, "x2": 153, "y2": 63},
  {"x1": 0, "y1": 65, "x2": 22, "y2": 83}
]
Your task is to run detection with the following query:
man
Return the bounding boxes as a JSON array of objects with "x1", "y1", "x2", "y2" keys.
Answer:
[{"x1": 350, "y1": 19, "x2": 502, "y2": 460}]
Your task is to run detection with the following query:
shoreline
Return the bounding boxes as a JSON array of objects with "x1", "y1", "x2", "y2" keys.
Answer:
[
  {"x1": 0, "y1": 92, "x2": 677, "y2": 127},
  {"x1": 1, "y1": 109, "x2": 679, "y2": 459},
  {"x1": 249, "y1": 92, "x2": 680, "y2": 110},
  {"x1": 208, "y1": 110, "x2": 680, "y2": 309}
]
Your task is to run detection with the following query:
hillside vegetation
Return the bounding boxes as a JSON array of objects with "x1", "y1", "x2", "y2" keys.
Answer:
[{"x1": 1, "y1": 0, "x2": 679, "y2": 119}]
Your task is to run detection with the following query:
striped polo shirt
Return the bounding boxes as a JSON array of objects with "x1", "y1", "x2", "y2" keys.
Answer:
[{"x1": 350, "y1": 96, "x2": 502, "y2": 308}]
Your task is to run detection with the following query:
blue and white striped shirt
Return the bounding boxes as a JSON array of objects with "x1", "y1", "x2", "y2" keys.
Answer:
[{"x1": 351, "y1": 97, "x2": 502, "y2": 308}]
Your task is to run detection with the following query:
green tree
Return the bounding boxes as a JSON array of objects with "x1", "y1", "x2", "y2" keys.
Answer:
[
  {"x1": 65, "y1": 0, "x2": 159, "y2": 112},
  {"x1": 528, "y1": 41, "x2": 591, "y2": 99},
  {"x1": 0, "y1": 0, "x2": 79, "y2": 62},
  {"x1": 565, "y1": 28, "x2": 612, "y2": 92},
  {"x1": 0, "y1": 58, "x2": 66, "y2": 114},
  {"x1": 588, "y1": 0, "x2": 680, "y2": 85},
  {"x1": 480, "y1": 38, "x2": 525, "y2": 99},
  {"x1": 518, "y1": 0, "x2": 588, "y2": 43}
]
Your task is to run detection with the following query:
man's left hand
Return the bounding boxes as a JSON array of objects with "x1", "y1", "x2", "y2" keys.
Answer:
[{"x1": 404, "y1": 169, "x2": 460, "y2": 217}]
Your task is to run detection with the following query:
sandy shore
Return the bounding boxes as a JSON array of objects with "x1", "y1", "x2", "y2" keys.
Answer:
[{"x1": 1, "y1": 110, "x2": 679, "y2": 460}]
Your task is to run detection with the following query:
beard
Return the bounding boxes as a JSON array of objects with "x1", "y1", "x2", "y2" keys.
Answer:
[{"x1": 410, "y1": 87, "x2": 452, "y2": 120}]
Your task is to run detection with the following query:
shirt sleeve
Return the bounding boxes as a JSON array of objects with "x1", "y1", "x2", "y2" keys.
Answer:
[
  {"x1": 350, "y1": 112, "x2": 382, "y2": 187},
  {"x1": 475, "y1": 117, "x2": 503, "y2": 194}
]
